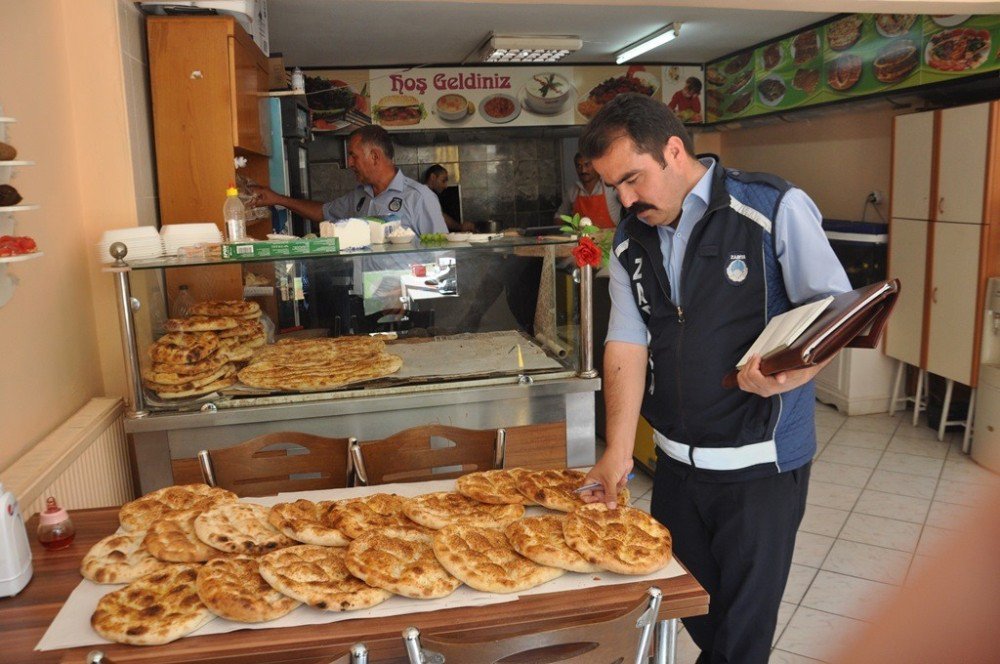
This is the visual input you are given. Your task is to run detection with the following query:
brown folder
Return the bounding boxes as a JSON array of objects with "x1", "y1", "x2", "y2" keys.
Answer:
[{"x1": 722, "y1": 278, "x2": 901, "y2": 389}]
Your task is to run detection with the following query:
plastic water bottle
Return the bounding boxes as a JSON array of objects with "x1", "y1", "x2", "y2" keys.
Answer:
[
  {"x1": 223, "y1": 185, "x2": 247, "y2": 242},
  {"x1": 291, "y1": 67, "x2": 305, "y2": 94}
]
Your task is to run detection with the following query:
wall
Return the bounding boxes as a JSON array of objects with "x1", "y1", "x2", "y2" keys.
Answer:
[{"x1": 715, "y1": 105, "x2": 896, "y2": 222}]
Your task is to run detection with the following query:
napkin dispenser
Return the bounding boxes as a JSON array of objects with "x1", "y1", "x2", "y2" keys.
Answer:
[{"x1": 0, "y1": 481, "x2": 33, "y2": 597}]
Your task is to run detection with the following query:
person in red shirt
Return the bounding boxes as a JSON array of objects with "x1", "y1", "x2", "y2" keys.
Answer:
[{"x1": 668, "y1": 76, "x2": 703, "y2": 123}]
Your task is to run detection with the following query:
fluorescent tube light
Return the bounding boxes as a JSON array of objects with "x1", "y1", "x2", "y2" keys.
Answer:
[
  {"x1": 480, "y1": 34, "x2": 583, "y2": 63},
  {"x1": 615, "y1": 23, "x2": 679, "y2": 65}
]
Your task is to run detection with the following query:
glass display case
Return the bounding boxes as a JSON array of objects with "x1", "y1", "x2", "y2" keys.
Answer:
[{"x1": 107, "y1": 236, "x2": 601, "y2": 492}]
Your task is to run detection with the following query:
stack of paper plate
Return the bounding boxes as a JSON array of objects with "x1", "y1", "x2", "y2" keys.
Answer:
[
  {"x1": 161, "y1": 223, "x2": 223, "y2": 255},
  {"x1": 95, "y1": 226, "x2": 164, "y2": 264}
]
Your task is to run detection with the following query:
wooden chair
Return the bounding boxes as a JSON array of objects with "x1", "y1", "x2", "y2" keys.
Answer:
[
  {"x1": 351, "y1": 425, "x2": 506, "y2": 486},
  {"x1": 198, "y1": 432, "x2": 355, "y2": 497},
  {"x1": 402, "y1": 587, "x2": 662, "y2": 664}
]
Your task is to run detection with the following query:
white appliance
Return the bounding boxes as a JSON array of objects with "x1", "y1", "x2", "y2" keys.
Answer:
[
  {"x1": 972, "y1": 277, "x2": 1000, "y2": 471},
  {"x1": 139, "y1": 0, "x2": 269, "y2": 54},
  {"x1": 0, "y1": 482, "x2": 32, "y2": 597}
]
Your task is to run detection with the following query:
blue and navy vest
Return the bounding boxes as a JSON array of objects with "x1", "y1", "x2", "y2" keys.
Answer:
[{"x1": 613, "y1": 163, "x2": 816, "y2": 481}]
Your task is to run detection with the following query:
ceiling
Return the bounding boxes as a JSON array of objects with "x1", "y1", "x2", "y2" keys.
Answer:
[{"x1": 267, "y1": 1, "x2": 837, "y2": 68}]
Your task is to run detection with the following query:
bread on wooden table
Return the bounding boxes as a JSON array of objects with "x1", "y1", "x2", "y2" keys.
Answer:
[
  {"x1": 516, "y1": 468, "x2": 630, "y2": 512},
  {"x1": 404, "y1": 491, "x2": 524, "y2": 530},
  {"x1": 456, "y1": 468, "x2": 536, "y2": 505},
  {"x1": 81, "y1": 531, "x2": 172, "y2": 584},
  {"x1": 196, "y1": 555, "x2": 300, "y2": 622},
  {"x1": 563, "y1": 503, "x2": 672, "y2": 575},
  {"x1": 258, "y1": 545, "x2": 392, "y2": 611},
  {"x1": 345, "y1": 528, "x2": 461, "y2": 599},
  {"x1": 431, "y1": 524, "x2": 564, "y2": 593},
  {"x1": 505, "y1": 515, "x2": 602, "y2": 573},
  {"x1": 268, "y1": 499, "x2": 350, "y2": 547},
  {"x1": 194, "y1": 502, "x2": 295, "y2": 555},
  {"x1": 119, "y1": 484, "x2": 237, "y2": 532},
  {"x1": 143, "y1": 508, "x2": 220, "y2": 563},
  {"x1": 328, "y1": 493, "x2": 430, "y2": 540}
]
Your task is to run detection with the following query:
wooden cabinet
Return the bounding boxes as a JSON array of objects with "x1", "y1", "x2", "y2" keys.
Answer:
[{"x1": 885, "y1": 101, "x2": 1000, "y2": 388}]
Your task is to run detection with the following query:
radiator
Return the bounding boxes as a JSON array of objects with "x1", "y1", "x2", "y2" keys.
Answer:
[{"x1": 1, "y1": 398, "x2": 134, "y2": 518}]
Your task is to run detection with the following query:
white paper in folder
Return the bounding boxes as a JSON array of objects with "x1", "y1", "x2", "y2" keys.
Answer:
[{"x1": 736, "y1": 296, "x2": 834, "y2": 369}]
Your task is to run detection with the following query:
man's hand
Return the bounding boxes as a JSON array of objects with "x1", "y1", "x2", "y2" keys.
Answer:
[
  {"x1": 579, "y1": 451, "x2": 633, "y2": 509},
  {"x1": 737, "y1": 353, "x2": 834, "y2": 398},
  {"x1": 248, "y1": 185, "x2": 283, "y2": 208}
]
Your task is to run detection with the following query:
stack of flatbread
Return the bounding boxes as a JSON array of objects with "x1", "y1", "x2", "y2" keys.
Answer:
[
  {"x1": 82, "y1": 467, "x2": 671, "y2": 647},
  {"x1": 142, "y1": 300, "x2": 266, "y2": 399},
  {"x1": 238, "y1": 337, "x2": 403, "y2": 392}
]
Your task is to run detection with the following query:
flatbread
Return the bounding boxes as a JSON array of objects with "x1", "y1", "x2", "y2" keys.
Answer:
[
  {"x1": 505, "y1": 515, "x2": 602, "y2": 573},
  {"x1": 516, "y1": 469, "x2": 630, "y2": 513},
  {"x1": 258, "y1": 545, "x2": 392, "y2": 611},
  {"x1": 217, "y1": 319, "x2": 264, "y2": 339},
  {"x1": 254, "y1": 337, "x2": 385, "y2": 364},
  {"x1": 238, "y1": 353, "x2": 402, "y2": 392},
  {"x1": 344, "y1": 528, "x2": 461, "y2": 599},
  {"x1": 194, "y1": 502, "x2": 296, "y2": 554},
  {"x1": 329, "y1": 493, "x2": 430, "y2": 540},
  {"x1": 164, "y1": 315, "x2": 239, "y2": 332},
  {"x1": 80, "y1": 531, "x2": 171, "y2": 584},
  {"x1": 119, "y1": 484, "x2": 238, "y2": 532},
  {"x1": 91, "y1": 566, "x2": 214, "y2": 646},
  {"x1": 404, "y1": 491, "x2": 524, "y2": 530},
  {"x1": 196, "y1": 555, "x2": 300, "y2": 622},
  {"x1": 268, "y1": 499, "x2": 349, "y2": 547},
  {"x1": 563, "y1": 503, "x2": 672, "y2": 575},
  {"x1": 150, "y1": 353, "x2": 228, "y2": 376},
  {"x1": 148, "y1": 332, "x2": 219, "y2": 365},
  {"x1": 188, "y1": 299, "x2": 261, "y2": 318},
  {"x1": 142, "y1": 362, "x2": 232, "y2": 387},
  {"x1": 431, "y1": 524, "x2": 564, "y2": 593},
  {"x1": 143, "y1": 509, "x2": 220, "y2": 563},
  {"x1": 154, "y1": 371, "x2": 237, "y2": 399},
  {"x1": 456, "y1": 468, "x2": 536, "y2": 505}
]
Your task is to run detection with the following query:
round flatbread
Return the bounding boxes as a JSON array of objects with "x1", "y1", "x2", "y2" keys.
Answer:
[
  {"x1": 405, "y1": 491, "x2": 524, "y2": 530},
  {"x1": 164, "y1": 315, "x2": 239, "y2": 332},
  {"x1": 258, "y1": 545, "x2": 392, "y2": 611},
  {"x1": 188, "y1": 299, "x2": 261, "y2": 318},
  {"x1": 148, "y1": 332, "x2": 219, "y2": 365},
  {"x1": 218, "y1": 319, "x2": 264, "y2": 339},
  {"x1": 80, "y1": 531, "x2": 171, "y2": 584},
  {"x1": 268, "y1": 500, "x2": 349, "y2": 547},
  {"x1": 456, "y1": 468, "x2": 535, "y2": 505},
  {"x1": 345, "y1": 528, "x2": 461, "y2": 599},
  {"x1": 505, "y1": 515, "x2": 601, "y2": 573},
  {"x1": 563, "y1": 503, "x2": 672, "y2": 576},
  {"x1": 196, "y1": 555, "x2": 300, "y2": 622},
  {"x1": 142, "y1": 362, "x2": 233, "y2": 388},
  {"x1": 150, "y1": 353, "x2": 228, "y2": 376},
  {"x1": 432, "y1": 524, "x2": 564, "y2": 593},
  {"x1": 143, "y1": 509, "x2": 220, "y2": 563},
  {"x1": 237, "y1": 353, "x2": 402, "y2": 392},
  {"x1": 154, "y1": 371, "x2": 238, "y2": 399},
  {"x1": 195, "y1": 502, "x2": 295, "y2": 554},
  {"x1": 329, "y1": 493, "x2": 429, "y2": 540},
  {"x1": 119, "y1": 484, "x2": 238, "y2": 532},
  {"x1": 91, "y1": 566, "x2": 214, "y2": 645},
  {"x1": 516, "y1": 469, "x2": 630, "y2": 513}
]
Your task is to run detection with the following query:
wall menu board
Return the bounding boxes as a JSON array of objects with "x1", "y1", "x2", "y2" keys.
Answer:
[
  {"x1": 303, "y1": 65, "x2": 703, "y2": 133},
  {"x1": 707, "y1": 13, "x2": 1000, "y2": 123}
]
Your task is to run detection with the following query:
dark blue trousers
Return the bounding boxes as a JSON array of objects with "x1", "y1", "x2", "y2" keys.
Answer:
[{"x1": 651, "y1": 452, "x2": 810, "y2": 664}]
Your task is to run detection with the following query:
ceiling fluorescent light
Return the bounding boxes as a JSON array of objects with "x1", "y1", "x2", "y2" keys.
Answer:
[
  {"x1": 480, "y1": 34, "x2": 583, "y2": 63},
  {"x1": 615, "y1": 23, "x2": 679, "y2": 65}
]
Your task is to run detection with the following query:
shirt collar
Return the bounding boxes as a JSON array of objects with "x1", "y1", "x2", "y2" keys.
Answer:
[
  {"x1": 364, "y1": 168, "x2": 407, "y2": 197},
  {"x1": 662, "y1": 157, "x2": 716, "y2": 239},
  {"x1": 576, "y1": 180, "x2": 604, "y2": 196}
]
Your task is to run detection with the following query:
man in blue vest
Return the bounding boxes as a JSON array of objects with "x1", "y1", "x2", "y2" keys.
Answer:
[{"x1": 579, "y1": 93, "x2": 850, "y2": 663}]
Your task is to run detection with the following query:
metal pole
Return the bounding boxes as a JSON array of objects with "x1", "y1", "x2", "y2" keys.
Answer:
[
  {"x1": 109, "y1": 243, "x2": 147, "y2": 417},
  {"x1": 579, "y1": 263, "x2": 598, "y2": 378}
]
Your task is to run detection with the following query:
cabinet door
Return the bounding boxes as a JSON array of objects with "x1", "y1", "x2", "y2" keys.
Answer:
[
  {"x1": 230, "y1": 35, "x2": 268, "y2": 155},
  {"x1": 937, "y1": 103, "x2": 989, "y2": 224},
  {"x1": 891, "y1": 112, "x2": 934, "y2": 221},
  {"x1": 926, "y1": 222, "x2": 981, "y2": 384},
  {"x1": 885, "y1": 218, "x2": 928, "y2": 366}
]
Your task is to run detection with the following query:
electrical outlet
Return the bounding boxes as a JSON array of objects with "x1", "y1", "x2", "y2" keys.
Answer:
[{"x1": 867, "y1": 190, "x2": 884, "y2": 205}]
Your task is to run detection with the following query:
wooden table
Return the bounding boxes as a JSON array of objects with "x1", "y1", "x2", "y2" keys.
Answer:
[{"x1": 3, "y1": 508, "x2": 708, "y2": 664}]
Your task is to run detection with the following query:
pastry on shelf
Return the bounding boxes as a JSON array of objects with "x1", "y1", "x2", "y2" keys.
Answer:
[
  {"x1": 0, "y1": 141, "x2": 16, "y2": 161},
  {"x1": 0, "y1": 184, "x2": 22, "y2": 207}
]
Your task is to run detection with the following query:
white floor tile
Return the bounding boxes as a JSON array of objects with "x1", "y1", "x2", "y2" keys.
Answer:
[
  {"x1": 946, "y1": 438, "x2": 968, "y2": 460},
  {"x1": 915, "y1": 524, "x2": 954, "y2": 557},
  {"x1": 630, "y1": 470, "x2": 654, "y2": 497},
  {"x1": 782, "y1": 563, "x2": 819, "y2": 603},
  {"x1": 772, "y1": 600, "x2": 798, "y2": 646},
  {"x1": 815, "y1": 407, "x2": 847, "y2": 429},
  {"x1": 775, "y1": 606, "x2": 865, "y2": 662},
  {"x1": 940, "y1": 458, "x2": 1000, "y2": 486},
  {"x1": 633, "y1": 497, "x2": 651, "y2": 514},
  {"x1": 886, "y1": 434, "x2": 950, "y2": 459},
  {"x1": 792, "y1": 531, "x2": 836, "y2": 568},
  {"x1": 821, "y1": 540, "x2": 912, "y2": 585},
  {"x1": 811, "y1": 461, "x2": 873, "y2": 489},
  {"x1": 875, "y1": 451, "x2": 944, "y2": 479},
  {"x1": 865, "y1": 469, "x2": 938, "y2": 500},
  {"x1": 800, "y1": 570, "x2": 898, "y2": 622},
  {"x1": 905, "y1": 554, "x2": 938, "y2": 585},
  {"x1": 806, "y1": 480, "x2": 862, "y2": 511},
  {"x1": 674, "y1": 623, "x2": 701, "y2": 664},
  {"x1": 799, "y1": 504, "x2": 850, "y2": 538},
  {"x1": 839, "y1": 413, "x2": 900, "y2": 435},
  {"x1": 925, "y1": 500, "x2": 976, "y2": 531},
  {"x1": 887, "y1": 420, "x2": 940, "y2": 441},
  {"x1": 853, "y1": 489, "x2": 930, "y2": 524},
  {"x1": 819, "y1": 444, "x2": 883, "y2": 469},
  {"x1": 815, "y1": 425, "x2": 839, "y2": 445},
  {"x1": 933, "y1": 478, "x2": 989, "y2": 507},
  {"x1": 827, "y1": 429, "x2": 891, "y2": 451},
  {"x1": 839, "y1": 513, "x2": 922, "y2": 552},
  {"x1": 770, "y1": 649, "x2": 827, "y2": 663}
]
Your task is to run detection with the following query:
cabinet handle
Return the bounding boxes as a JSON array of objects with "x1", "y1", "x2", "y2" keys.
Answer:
[
  {"x1": 938, "y1": 196, "x2": 945, "y2": 214},
  {"x1": 932, "y1": 287, "x2": 938, "y2": 303},
  {"x1": 988, "y1": 425, "x2": 995, "y2": 433}
]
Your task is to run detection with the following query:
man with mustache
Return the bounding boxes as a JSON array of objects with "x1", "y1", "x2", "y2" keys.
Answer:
[{"x1": 579, "y1": 93, "x2": 849, "y2": 663}]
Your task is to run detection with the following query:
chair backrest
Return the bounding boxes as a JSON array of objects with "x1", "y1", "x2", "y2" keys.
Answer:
[
  {"x1": 402, "y1": 587, "x2": 661, "y2": 664},
  {"x1": 200, "y1": 432, "x2": 354, "y2": 497},
  {"x1": 352, "y1": 425, "x2": 506, "y2": 485}
]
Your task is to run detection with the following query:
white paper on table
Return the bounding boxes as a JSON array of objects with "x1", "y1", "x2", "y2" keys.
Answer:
[{"x1": 37, "y1": 475, "x2": 681, "y2": 652}]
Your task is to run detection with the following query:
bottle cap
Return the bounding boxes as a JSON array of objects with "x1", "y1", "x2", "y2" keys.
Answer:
[
  {"x1": 226, "y1": 186, "x2": 239, "y2": 196},
  {"x1": 39, "y1": 496, "x2": 70, "y2": 526}
]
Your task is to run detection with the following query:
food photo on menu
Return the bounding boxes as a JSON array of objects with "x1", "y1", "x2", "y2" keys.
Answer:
[
  {"x1": 575, "y1": 65, "x2": 660, "y2": 120},
  {"x1": 304, "y1": 74, "x2": 370, "y2": 132}
]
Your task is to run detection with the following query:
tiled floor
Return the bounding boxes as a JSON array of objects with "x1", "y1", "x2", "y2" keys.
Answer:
[{"x1": 622, "y1": 402, "x2": 999, "y2": 663}]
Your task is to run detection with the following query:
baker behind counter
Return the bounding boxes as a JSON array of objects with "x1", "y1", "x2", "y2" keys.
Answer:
[{"x1": 250, "y1": 125, "x2": 448, "y2": 236}]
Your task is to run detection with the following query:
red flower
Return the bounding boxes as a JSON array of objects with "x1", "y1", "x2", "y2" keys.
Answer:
[{"x1": 572, "y1": 235, "x2": 603, "y2": 268}]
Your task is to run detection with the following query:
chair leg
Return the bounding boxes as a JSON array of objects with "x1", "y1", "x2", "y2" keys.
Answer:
[
  {"x1": 350, "y1": 643, "x2": 368, "y2": 664},
  {"x1": 912, "y1": 370, "x2": 926, "y2": 427},
  {"x1": 962, "y1": 389, "x2": 976, "y2": 454},
  {"x1": 890, "y1": 360, "x2": 905, "y2": 416},
  {"x1": 653, "y1": 619, "x2": 676, "y2": 664},
  {"x1": 938, "y1": 379, "x2": 954, "y2": 442}
]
